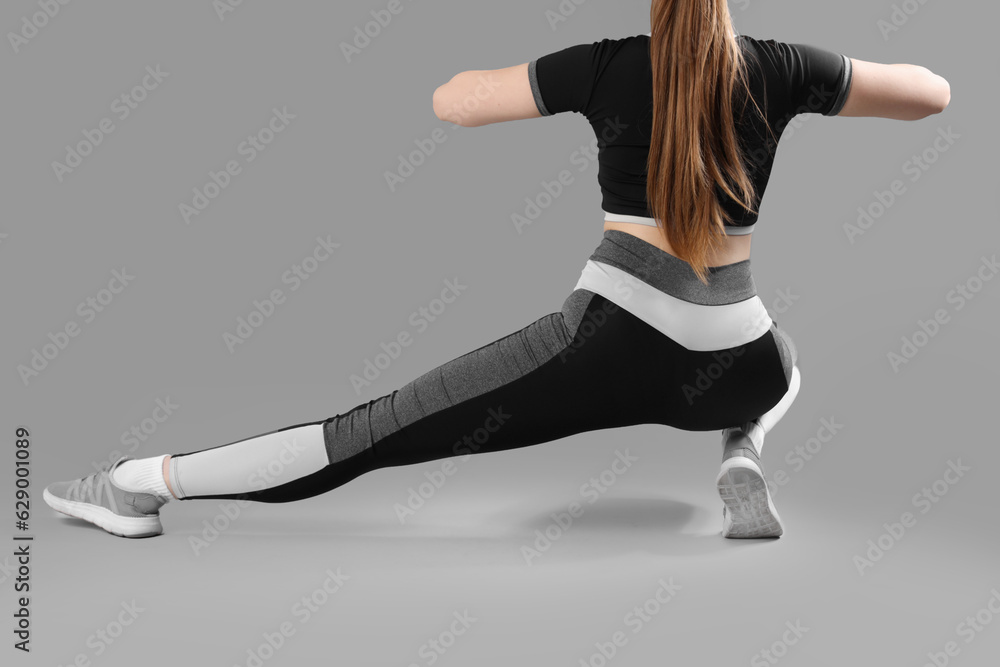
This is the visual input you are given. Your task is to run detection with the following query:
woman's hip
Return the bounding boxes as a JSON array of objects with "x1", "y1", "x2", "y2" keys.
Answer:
[{"x1": 560, "y1": 230, "x2": 797, "y2": 429}]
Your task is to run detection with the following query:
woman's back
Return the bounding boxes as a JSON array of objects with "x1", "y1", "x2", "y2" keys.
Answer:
[
  {"x1": 436, "y1": 30, "x2": 950, "y2": 266},
  {"x1": 530, "y1": 34, "x2": 851, "y2": 258}
]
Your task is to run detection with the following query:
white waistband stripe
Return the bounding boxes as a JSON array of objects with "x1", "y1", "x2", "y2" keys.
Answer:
[
  {"x1": 602, "y1": 211, "x2": 755, "y2": 236},
  {"x1": 573, "y1": 259, "x2": 773, "y2": 351},
  {"x1": 603, "y1": 212, "x2": 660, "y2": 226}
]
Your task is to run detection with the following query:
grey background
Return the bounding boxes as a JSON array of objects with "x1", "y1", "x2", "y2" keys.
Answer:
[{"x1": 2, "y1": 1, "x2": 997, "y2": 665}]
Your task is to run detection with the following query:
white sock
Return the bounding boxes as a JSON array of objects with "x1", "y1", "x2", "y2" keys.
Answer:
[{"x1": 112, "y1": 455, "x2": 173, "y2": 500}]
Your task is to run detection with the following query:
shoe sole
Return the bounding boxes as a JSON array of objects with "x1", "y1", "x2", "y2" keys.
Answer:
[
  {"x1": 716, "y1": 456, "x2": 783, "y2": 538},
  {"x1": 43, "y1": 488, "x2": 162, "y2": 538}
]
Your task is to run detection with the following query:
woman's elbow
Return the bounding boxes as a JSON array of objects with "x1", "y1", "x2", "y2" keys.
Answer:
[
  {"x1": 932, "y1": 77, "x2": 951, "y2": 115},
  {"x1": 923, "y1": 69, "x2": 952, "y2": 116},
  {"x1": 433, "y1": 77, "x2": 468, "y2": 126},
  {"x1": 432, "y1": 84, "x2": 452, "y2": 123}
]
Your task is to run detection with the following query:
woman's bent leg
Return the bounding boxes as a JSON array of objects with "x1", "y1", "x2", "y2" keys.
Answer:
[
  {"x1": 716, "y1": 322, "x2": 800, "y2": 538},
  {"x1": 721, "y1": 321, "x2": 801, "y2": 457}
]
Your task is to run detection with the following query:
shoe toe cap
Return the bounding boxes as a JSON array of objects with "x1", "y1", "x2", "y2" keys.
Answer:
[{"x1": 45, "y1": 480, "x2": 74, "y2": 499}]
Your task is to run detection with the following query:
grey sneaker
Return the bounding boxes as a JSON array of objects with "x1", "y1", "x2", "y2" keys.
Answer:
[
  {"x1": 716, "y1": 421, "x2": 783, "y2": 538},
  {"x1": 43, "y1": 455, "x2": 167, "y2": 538}
]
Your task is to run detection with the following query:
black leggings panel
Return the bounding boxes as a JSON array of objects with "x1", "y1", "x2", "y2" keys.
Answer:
[{"x1": 178, "y1": 289, "x2": 791, "y2": 503}]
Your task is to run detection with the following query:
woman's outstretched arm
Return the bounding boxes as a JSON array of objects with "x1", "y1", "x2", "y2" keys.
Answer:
[
  {"x1": 432, "y1": 62, "x2": 541, "y2": 127},
  {"x1": 837, "y1": 58, "x2": 951, "y2": 120}
]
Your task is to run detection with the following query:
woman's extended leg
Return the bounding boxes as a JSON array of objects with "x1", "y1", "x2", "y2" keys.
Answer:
[
  {"x1": 45, "y1": 288, "x2": 638, "y2": 535},
  {"x1": 161, "y1": 289, "x2": 658, "y2": 504},
  {"x1": 164, "y1": 284, "x2": 797, "y2": 506}
]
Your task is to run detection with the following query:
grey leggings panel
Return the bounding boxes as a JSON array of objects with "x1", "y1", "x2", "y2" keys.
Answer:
[
  {"x1": 769, "y1": 321, "x2": 798, "y2": 385},
  {"x1": 324, "y1": 289, "x2": 595, "y2": 465}
]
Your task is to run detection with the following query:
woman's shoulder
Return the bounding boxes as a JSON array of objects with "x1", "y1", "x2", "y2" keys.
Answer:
[{"x1": 563, "y1": 33, "x2": 652, "y2": 76}]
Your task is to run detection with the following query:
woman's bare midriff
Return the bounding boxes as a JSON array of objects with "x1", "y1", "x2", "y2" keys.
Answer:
[{"x1": 603, "y1": 220, "x2": 752, "y2": 267}]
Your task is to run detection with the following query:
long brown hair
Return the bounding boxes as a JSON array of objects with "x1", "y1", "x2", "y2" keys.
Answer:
[{"x1": 646, "y1": 0, "x2": 762, "y2": 284}]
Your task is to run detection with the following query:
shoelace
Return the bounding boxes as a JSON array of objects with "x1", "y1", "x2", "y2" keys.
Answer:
[{"x1": 66, "y1": 459, "x2": 118, "y2": 510}]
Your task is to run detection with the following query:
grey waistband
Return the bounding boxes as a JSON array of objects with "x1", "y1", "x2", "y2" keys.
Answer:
[{"x1": 588, "y1": 230, "x2": 757, "y2": 306}]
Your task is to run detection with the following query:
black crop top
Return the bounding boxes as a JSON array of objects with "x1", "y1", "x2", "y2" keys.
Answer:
[{"x1": 527, "y1": 33, "x2": 853, "y2": 234}]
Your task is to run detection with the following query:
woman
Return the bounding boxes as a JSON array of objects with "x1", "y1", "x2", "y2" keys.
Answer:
[{"x1": 44, "y1": 1, "x2": 950, "y2": 539}]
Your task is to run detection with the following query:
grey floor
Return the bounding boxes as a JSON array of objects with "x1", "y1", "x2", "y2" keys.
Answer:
[
  {"x1": 4, "y1": 1, "x2": 995, "y2": 664},
  {"x1": 27, "y1": 354, "x2": 1000, "y2": 665}
]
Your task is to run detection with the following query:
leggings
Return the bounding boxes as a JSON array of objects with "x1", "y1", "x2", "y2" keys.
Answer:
[{"x1": 167, "y1": 230, "x2": 799, "y2": 503}]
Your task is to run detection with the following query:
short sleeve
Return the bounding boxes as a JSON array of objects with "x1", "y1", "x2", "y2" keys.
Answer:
[
  {"x1": 766, "y1": 40, "x2": 853, "y2": 116},
  {"x1": 528, "y1": 39, "x2": 616, "y2": 117}
]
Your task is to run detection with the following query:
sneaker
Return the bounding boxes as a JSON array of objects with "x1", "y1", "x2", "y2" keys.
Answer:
[
  {"x1": 716, "y1": 423, "x2": 783, "y2": 538},
  {"x1": 43, "y1": 455, "x2": 167, "y2": 538}
]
